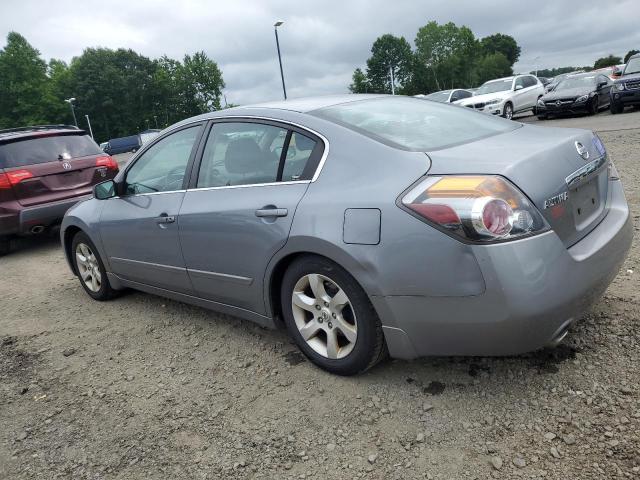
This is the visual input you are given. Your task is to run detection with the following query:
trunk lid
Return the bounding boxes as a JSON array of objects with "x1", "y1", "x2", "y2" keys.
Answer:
[
  {"x1": 0, "y1": 132, "x2": 116, "y2": 207},
  {"x1": 426, "y1": 124, "x2": 609, "y2": 247}
]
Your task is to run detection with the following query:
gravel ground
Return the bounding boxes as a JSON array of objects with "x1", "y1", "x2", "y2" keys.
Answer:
[{"x1": 1, "y1": 111, "x2": 639, "y2": 480}]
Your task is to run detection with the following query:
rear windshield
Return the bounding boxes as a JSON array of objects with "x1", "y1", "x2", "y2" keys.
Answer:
[
  {"x1": 312, "y1": 97, "x2": 518, "y2": 151},
  {"x1": 0, "y1": 134, "x2": 102, "y2": 168}
]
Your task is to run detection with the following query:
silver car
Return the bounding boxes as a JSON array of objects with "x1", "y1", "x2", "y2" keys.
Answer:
[{"x1": 60, "y1": 95, "x2": 632, "y2": 375}]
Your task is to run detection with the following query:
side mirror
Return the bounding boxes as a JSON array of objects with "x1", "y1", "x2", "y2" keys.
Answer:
[
  {"x1": 94, "y1": 180, "x2": 117, "y2": 200},
  {"x1": 597, "y1": 81, "x2": 608, "y2": 89},
  {"x1": 612, "y1": 71, "x2": 621, "y2": 78},
  {"x1": 514, "y1": 84, "x2": 524, "y2": 91}
]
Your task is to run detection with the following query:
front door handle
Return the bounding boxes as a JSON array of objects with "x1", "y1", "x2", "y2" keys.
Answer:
[
  {"x1": 255, "y1": 208, "x2": 288, "y2": 218},
  {"x1": 155, "y1": 214, "x2": 176, "y2": 224}
]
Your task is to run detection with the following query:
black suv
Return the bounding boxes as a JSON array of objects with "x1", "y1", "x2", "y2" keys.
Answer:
[{"x1": 611, "y1": 54, "x2": 640, "y2": 114}]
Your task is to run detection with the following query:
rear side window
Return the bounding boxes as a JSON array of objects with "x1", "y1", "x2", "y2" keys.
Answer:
[
  {"x1": 0, "y1": 134, "x2": 102, "y2": 168},
  {"x1": 282, "y1": 132, "x2": 317, "y2": 181},
  {"x1": 312, "y1": 97, "x2": 518, "y2": 151}
]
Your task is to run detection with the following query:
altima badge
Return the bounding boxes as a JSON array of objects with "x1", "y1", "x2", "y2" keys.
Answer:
[
  {"x1": 575, "y1": 141, "x2": 589, "y2": 160},
  {"x1": 544, "y1": 191, "x2": 568, "y2": 209}
]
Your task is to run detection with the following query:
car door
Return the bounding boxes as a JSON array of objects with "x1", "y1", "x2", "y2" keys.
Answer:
[
  {"x1": 512, "y1": 77, "x2": 527, "y2": 111},
  {"x1": 598, "y1": 75, "x2": 612, "y2": 107},
  {"x1": 99, "y1": 123, "x2": 204, "y2": 294},
  {"x1": 178, "y1": 119, "x2": 325, "y2": 314}
]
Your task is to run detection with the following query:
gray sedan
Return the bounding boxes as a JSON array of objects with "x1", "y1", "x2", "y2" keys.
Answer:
[{"x1": 61, "y1": 95, "x2": 632, "y2": 375}]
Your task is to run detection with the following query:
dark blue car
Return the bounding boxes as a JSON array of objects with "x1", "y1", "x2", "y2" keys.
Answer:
[
  {"x1": 611, "y1": 54, "x2": 640, "y2": 114},
  {"x1": 104, "y1": 135, "x2": 141, "y2": 155}
]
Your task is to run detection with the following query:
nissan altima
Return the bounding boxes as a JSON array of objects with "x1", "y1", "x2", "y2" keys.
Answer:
[{"x1": 60, "y1": 95, "x2": 632, "y2": 375}]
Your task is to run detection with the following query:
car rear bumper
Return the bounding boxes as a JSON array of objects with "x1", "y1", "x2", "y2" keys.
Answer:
[
  {"x1": 0, "y1": 195, "x2": 91, "y2": 236},
  {"x1": 375, "y1": 179, "x2": 632, "y2": 360},
  {"x1": 611, "y1": 89, "x2": 640, "y2": 105}
]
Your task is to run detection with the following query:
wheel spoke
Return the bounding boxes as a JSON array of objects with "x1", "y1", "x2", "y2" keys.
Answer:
[
  {"x1": 91, "y1": 275, "x2": 98, "y2": 292},
  {"x1": 80, "y1": 269, "x2": 91, "y2": 281},
  {"x1": 307, "y1": 274, "x2": 328, "y2": 301},
  {"x1": 299, "y1": 319, "x2": 321, "y2": 341},
  {"x1": 76, "y1": 253, "x2": 88, "y2": 266},
  {"x1": 335, "y1": 317, "x2": 357, "y2": 343},
  {"x1": 325, "y1": 329, "x2": 339, "y2": 359},
  {"x1": 329, "y1": 288, "x2": 349, "y2": 313},
  {"x1": 292, "y1": 291, "x2": 316, "y2": 312},
  {"x1": 93, "y1": 269, "x2": 102, "y2": 283}
]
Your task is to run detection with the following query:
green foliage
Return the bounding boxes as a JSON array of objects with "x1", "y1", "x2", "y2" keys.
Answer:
[
  {"x1": 624, "y1": 50, "x2": 639, "y2": 63},
  {"x1": 365, "y1": 34, "x2": 413, "y2": 93},
  {"x1": 0, "y1": 32, "x2": 225, "y2": 142},
  {"x1": 351, "y1": 22, "x2": 520, "y2": 96},
  {"x1": 349, "y1": 68, "x2": 370, "y2": 93},
  {"x1": 480, "y1": 33, "x2": 521, "y2": 65},
  {"x1": 533, "y1": 66, "x2": 584, "y2": 78},
  {"x1": 593, "y1": 55, "x2": 622, "y2": 69}
]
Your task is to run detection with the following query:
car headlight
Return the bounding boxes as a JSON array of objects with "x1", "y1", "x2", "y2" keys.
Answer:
[
  {"x1": 575, "y1": 95, "x2": 589, "y2": 103},
  {"x1": 615, "y1": 83, "x2": 625, "y2": 91},
  {"x1": 484, "y1": 99, "x2": 501, "y2": 106}
]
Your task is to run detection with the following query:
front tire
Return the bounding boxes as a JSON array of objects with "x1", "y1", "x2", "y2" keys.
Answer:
[
  {"x1": 610, "y1": 102, "x2": 624, "y2": 114},
  {"x1": 502, "y1": 102, "x2": 514, "y2": 120},
  {"x1": 280, "y1": 255, "x2": 386, "y2": 375},
  {"x1": 588, "y1": 96, "x2": 599, "y2": 115},
  {"x1": 0, "y1": 237, "x2": 10, "y2": 256},
  {"x1": 71, "y1": 231, "x2": 118, "y2": 301}
]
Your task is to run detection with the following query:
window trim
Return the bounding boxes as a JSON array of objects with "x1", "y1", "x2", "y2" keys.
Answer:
[
  {"x1": 118, "y1": 121, "x2": 206, "y2": 197},
  {"x1": 186, "y1": 116, "x2": 328, "y2": 191}
]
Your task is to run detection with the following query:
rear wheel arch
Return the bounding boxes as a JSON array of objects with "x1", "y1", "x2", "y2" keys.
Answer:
[{"x1": 63, "y1": 225, "x2": 83, "y2": 274}]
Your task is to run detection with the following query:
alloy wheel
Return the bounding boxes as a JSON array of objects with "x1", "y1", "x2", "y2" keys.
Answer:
[
  {"x1": 504, "y1": 103, "x2": 513, "y2": 120},
  {"x1": 291, "y1": 273, "x2": 357, "y2": 359},
  {"x1": 75, "y1": 243, "x2": 102, "y2": 293}
]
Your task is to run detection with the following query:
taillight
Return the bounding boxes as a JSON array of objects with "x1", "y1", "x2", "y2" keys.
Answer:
[
  {"x1": 401, "y1": 175, "x2": 547, "y2": 243},
  {"x1": 0, "y1": 169, "x2": 35, "y2": 187},
  {"x1": 96, "y1": 155, "x2": 119, "y2": 171}
]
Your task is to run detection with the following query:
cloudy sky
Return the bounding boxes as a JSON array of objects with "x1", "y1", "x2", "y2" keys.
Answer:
[{"x1": 1, "y1": 0, "x2": 638, "y2": 105}]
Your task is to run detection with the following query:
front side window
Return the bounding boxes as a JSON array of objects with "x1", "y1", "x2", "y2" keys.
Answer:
[
  {"x1": 514, "y1": 77, "x2": 525, "y2": 89},
  {"x1": 312, "y1": 97, "x2": 518, "y2": 151},
  {"x1": 197, "y1": 123, "x2": 287, "y2": 188},
  {"x1": 523, "y1": 76, "x2": 537, "y2": 88},
  {"x1": 125, "y1": 126, "x2": 200, "y2": 194},
  {"x1": 476, "y1": 79, "x2": 512, "y2": 95}
]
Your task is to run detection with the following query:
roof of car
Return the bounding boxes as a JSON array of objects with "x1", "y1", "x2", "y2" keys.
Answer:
[
  {"x1": 485, "y1": 76, "x2": 515, "y2": 83},
  {"x1": 0, "y1": 125, "x2": 82, "y2": 144},
  {"x1": 226, "y1": 94, "x2": 388, "y2": 114}
]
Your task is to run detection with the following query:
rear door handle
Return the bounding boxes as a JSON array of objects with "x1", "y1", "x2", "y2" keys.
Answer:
[
  {"x1": 155, "y1": 214, "x2": 176, "y2": 224},
  {"x1": 255, "y1": 208, "x2": 288, "y2": 218}
]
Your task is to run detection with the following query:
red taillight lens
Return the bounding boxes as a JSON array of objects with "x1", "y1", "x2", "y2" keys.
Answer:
[
  {"x1": 401, "y1": 175, "x2": 547, "y2": 243},
  {"x1": 3, "y1": 169, "x2": 34, "y2": 186},
  {"x1": 0, "y1": 173, "x2": 10, "y2": 189},
  {"x1": 96, "y1": 155, "x2": 118, "y2": 171}
]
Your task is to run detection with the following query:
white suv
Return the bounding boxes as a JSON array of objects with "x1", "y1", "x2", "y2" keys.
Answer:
[{"x1": 458, "y1": 75, "x2": 544, "y2": 119}]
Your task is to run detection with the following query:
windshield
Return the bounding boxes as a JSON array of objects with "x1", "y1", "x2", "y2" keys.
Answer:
[
  {"x1": 312, "y1": 97, "x2": 518, "y2": 151},
  {"x1": 0, "y1": 134, "x2": 101, "y2": 168},
  {"x1": 556, "y1": 75, "x2": 596, "y2": 90},
  {"x1": 476, "y1": 80, "x2": 512, "y2": 95},
  {"x1": 625, "y1": 57, "x2": 640, "y2": 75},
  {"x1": 425, "y1": 91, "x2": 452, "y2": 102}
]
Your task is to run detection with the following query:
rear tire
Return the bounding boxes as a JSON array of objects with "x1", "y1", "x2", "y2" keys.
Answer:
[
  {"x1": 280, "y1": 255, "x2": 387, "y2": 375},
  {"x1": 71, "y1": 231, "x2": 118, "y2": 301}
]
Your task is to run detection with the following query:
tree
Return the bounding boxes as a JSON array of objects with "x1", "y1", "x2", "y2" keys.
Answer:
[
  {"x1": 181, "y1": 51, "x2": 225, "y2": 112},
  {"x1": 0, "y1": 32, "x2": 50, "y2": 127},
  {"x1": 349, "y1": 68, "x2": 369, "y2": 93},
  {"x1": 473, "y1": 52, "x2": 512, "y2": 85},
  {"x1": 414, "y1": 21, "x2": 479, "y2": 92},
  {"x1": 480, "y1": 33, "x2": 520, "y2": 65},
  {"x1": 364, "y1": 34, "x2": 413, "y2": 93},
  {"x1": 593, "y1": 55, "x2": 622, "y2": 69},
  {"x1": 624, "y1": 49, "x2": 639, "y2": 63}
]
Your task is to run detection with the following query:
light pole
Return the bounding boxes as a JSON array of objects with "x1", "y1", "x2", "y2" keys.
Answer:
[
  {"x1": 84, "y1": 115, "x2": 94, "y2": 139},
  {"x1": 65, "y1": 97, "x2": 78, "y2": 127},
  {"x1": 389, "y1": 65, "x2": 395, "y2": 95},
  {"x1": 274, "y1": 20, "x2": 287, "y2": 100},
  {"x1": 533, "y1": 56, "x2": 541, "y2": 77}
]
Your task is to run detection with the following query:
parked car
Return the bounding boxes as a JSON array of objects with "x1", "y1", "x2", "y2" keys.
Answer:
[
  {"x1": 458, "y1": 74, "x2": 544, "y2": 119},
  {"x1": 61, "y1": 95, "x2": 631, "y2": 375},
  {"x1": 104, "y1": 135, "x2": 141, "y2": 155},
  {"x1": 538, "y1": 76, "x2": 552, "y2": 87},
  {"x1": 139, "y1": 129, "x2": 161, "y2": 145},
  {"x1": 545, "y1": 71, "x2": 584, "y2": 93},
  {"x1": 0, "y1": 125, "x2": 118, "y2": 255},
  {"x1": 536, "y1": 72, "x2": 612, "y2": 119},
  {"x1": 422, "y1": 89, "x2": 474, "y2": 103},
  {"x1": 610, "y1": 54, "x2": 640, "y2": 114}
]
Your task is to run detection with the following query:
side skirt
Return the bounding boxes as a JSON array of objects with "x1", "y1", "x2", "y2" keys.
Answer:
[{"x1": 107, "y1": 273, "x2": 277, "y2": 330}]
